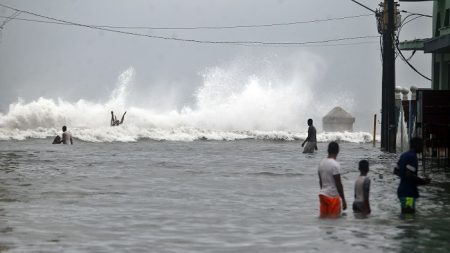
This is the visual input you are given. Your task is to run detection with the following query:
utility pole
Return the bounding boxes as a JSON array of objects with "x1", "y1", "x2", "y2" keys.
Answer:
[
  {"x1": 351, "y1": 0, "x2": 398, "y2": 153},
  {"x1": 380, "y1": 0, "x2": 398, "y2": 153}
]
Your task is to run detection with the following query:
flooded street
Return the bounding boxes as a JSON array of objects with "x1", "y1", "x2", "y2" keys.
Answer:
[{"x1": 0, "y1": 140, "x2": 448, "y2": 252}]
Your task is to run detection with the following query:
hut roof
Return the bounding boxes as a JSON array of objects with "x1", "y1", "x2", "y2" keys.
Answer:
[{"x1": 323, "y1": 107, "x2": 354, "y2": 119}]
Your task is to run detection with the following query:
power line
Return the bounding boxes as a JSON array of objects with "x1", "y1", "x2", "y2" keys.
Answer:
[
  {"x1": 397, "y1": 49, "x2": 431, "y2": 81},
  {"x1": 396, "y1": 11, "x2": 431, "y2": 60},
  {"x1": 401, "y1": 14, "x2": 425, "y2": 29},
  {"x1": 350, "y1": 0, "x2": 377, "y2": 14},
  {"x1": 0, "y1": 15, "x2": 75, "y2": 26},
  {"x1": 397, "y1": 11, "x2": 432, "y2": 37},
  {"x1": 297, "y1": 40, "x2": 378, "y2": 47},
  {"x1": 238, "y1": 39, "x2": 379, "y2": 48},
  {"x1": 400, "y1": 10, "x2": 432, "y2": 18},
  {"x1": 0, "y1": 3, "x2": 379, "y2": 46},
  {"x1": 0, "y1": 10, "x2": 20, "y2": 29},
  {"x1": 398, "y1": 15, "x2": 424, "y2": 39},
  {"x1": 395, "y1": 39, "x2": 431, "y2": 81},
  {"x1": 0, "y1": 14, "x2": 373, "y2": 30}
]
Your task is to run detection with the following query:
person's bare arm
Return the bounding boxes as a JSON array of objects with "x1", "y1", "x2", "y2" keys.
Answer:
[
  {"x1": 111, "y1": 111, "x2": 115, "y2": 126},
  {"x1": 302, "y1": 138, "x2": 309, "y2": 147},
  {"x1": 120, "y1": 111, "x2": 127, "y2": 124},
  {"x1": 363, "y1": 179, "x2": 371, "y2": 213},
  {"x1": 334, "y1": 174, "x2": 347, "y2": 210}
]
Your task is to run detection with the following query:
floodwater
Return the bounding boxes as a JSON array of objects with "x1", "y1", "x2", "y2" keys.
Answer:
[{"x1": 0, "y1": 139, "x2": 449, "y2": 252}]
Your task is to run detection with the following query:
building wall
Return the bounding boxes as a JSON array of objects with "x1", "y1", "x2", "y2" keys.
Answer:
[{"x1": 432, "y1": 0, "x2": 450, "y2": 90}]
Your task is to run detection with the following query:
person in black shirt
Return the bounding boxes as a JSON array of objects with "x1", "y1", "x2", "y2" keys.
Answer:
[{"x1": 395, "y1": 137, "x2": 430, "y2": 214}]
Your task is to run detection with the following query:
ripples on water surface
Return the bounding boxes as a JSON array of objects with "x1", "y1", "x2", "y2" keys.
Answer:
[{"x1": 0, "y1": 139, "x2": 449, "y2": 252}]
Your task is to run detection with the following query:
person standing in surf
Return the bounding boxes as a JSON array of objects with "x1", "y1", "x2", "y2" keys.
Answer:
[
  {"x1": 318, "y1": 141, "x2": 347, "y2": 218},
  {"x1": 353, "y1": 160, "x2": 371, "y2": 214},
  {"x1": 395, "y1": 137, "x2": 430, "y2": 214},
  {"x1": 61, "y1": 125, "x2": 73, "y2": 145},
  {"x1": 301, "y1": 118, "x2": 317, "y2": 153}
]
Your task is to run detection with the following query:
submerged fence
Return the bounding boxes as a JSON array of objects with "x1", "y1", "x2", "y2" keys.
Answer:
[{"x1": 416, "y1": 89, "x2": 450, "y2": 174}]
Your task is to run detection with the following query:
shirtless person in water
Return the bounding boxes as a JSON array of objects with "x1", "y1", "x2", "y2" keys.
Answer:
[
  {"x1": 111, "y1": 111, "x2": 126, "y2": 126},
  {"x1": 61, "y1": 125, "x2": 73, "y2": 145}
]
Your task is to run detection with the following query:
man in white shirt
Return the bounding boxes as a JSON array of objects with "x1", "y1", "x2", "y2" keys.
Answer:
[{"x1": 317, "y1": 141, "x2": 346, "y2": 218}]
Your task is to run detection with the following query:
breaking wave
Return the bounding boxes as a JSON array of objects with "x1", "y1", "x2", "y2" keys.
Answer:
[
  {"x1": 0, "y1": 57, "x2": 373, "y2": 143},
  {"x1": 0, "y1": 126, "x2": 373, "y2": 143}
]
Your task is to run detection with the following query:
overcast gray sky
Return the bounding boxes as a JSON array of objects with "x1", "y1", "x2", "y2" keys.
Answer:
[{"x1": 0, "y1": 0, "x2": 433, "y2": 131}]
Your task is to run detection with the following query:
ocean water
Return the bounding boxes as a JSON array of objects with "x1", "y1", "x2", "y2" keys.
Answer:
[
  {"x1": 1, "y1": 66, "x2": 449, "y2": 252},
  {"x1": 0, "y1": 139, "x2": 449, "y2": 253}
]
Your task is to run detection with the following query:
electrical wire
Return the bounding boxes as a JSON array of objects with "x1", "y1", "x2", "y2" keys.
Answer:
[
  {"x1": 237, "y1": 39, "x2": 379, "y2": 48},
  {"x1": 395, "y1": 9, "x2": 432, "y2": 64},
  {"x1": 397, "y1": 14, "x2": 426, "y2": 39},
  {"x1": 395, "y1": 38, "x2": 431, "y2": 81},
  {"x1": 350, "y1": 0, "x2": 377, "y2": 14},
  {"x1": 0, "y1": 3, "x2": 379, "y2": 46},
  {"x1": 0, "y1": 14, "x2": 373, "y2": 30},
  {"x1": 400, "y1": 10, "x2": 432, "y2": 18},
  {"x1": 406, "y1": 50, "x2": 416, "y2": 61},
  {"x1": 0, "y1": 10, "x2": 20, "y2": 29}
]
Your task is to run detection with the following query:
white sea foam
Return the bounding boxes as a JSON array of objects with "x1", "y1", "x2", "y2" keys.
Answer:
[
  {"x1": 0, "y1": 126, "x2": 373, "y2": 143},
  {"x1": 0, "y1": 58, "x2": 373, "y2": 143}
]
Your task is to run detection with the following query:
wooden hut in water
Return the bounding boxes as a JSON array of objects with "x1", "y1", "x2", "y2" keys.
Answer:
[{"x1": 322, "y1": 107, "x2": 355, "y2": 132}]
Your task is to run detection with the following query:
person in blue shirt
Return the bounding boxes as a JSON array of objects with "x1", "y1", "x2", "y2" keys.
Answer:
[{"x1": 395, "y1": 137, "x2": 431, "y2": 214}]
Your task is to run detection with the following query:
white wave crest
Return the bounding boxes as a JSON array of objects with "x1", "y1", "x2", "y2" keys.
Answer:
[
  {"x1": 0, "y1": 126, "x2": 373, "y2": 143},
  {"x1": 0, "y1": 55, "x2": 371, "y2": 143}
]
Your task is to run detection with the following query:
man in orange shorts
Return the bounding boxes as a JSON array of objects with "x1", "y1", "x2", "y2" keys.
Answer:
[{"x1": 318, "y1": 142, "x2": 347, "y2": 218}]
